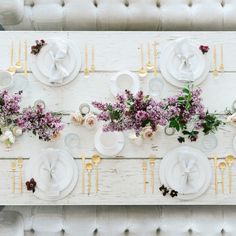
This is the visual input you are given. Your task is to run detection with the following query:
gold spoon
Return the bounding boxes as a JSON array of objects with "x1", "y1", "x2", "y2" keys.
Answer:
[
  {"x1": 218, "y1": 161, "x2": 226, "y2": 194},
  {"x1": 146, "y1": 42, "x2": 153, "y2": 71},
  {"x1": 153, "y1": 41, "x2": 158, "y2": 77},
  {"x1": 225, "y1": 155, "x2": 234, "y2": 194},
  {"x1": 92, "y1": 154, "x2": 101, "y2": 193},
  {"x1": 138, "y1": 44, "x2": 147, "y2": 78},
  {"x1": 84, "y1": 45, "x2": 90, "y2": 78},
  {"x1": 15, "y1": 40, "x2": 22, "y2": 69},
  {"x1": 90, "y1": 46, "x2": 95, "y2": 72},
  {"x1": 86, "y1": 162, "x2": 93, "y2": 195}
]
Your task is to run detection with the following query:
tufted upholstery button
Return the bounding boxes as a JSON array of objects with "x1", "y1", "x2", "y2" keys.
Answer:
[
  {"x1": 156, "y1": 1, "x2": 161, "y2": 8},
  {"x1": 188, "y1": 1, "x2": 192, "y2": 7},
  {"x1": 30, "y1": 228, "x2": 35, "y2": 233},
  {"x1": 30, "y1": 3, "x2": 35, "y2": 7},
  {"x1": 188, "y1": 228, "x2": 193, "y2": 234},
  {"x1": 124, "y1": 1, "x2": 129, "y2": 7},
  {"x1": 61, "y1": 1, "x2": 65, "y2": 7},
  {"x1": 93, "y1": 0, "x2": 98, "y2": 8},
  {"x1": 221, "y1": 228, "x2": 225, "y2": 234},
  {"x1": 221, "y1": 1, "x2": 225, "y2": 7},
  {"x1": 124, "y1": 228, "x2": 129, "y2": 234},
  {"x1": 156, "y1": 227, "x2": 161, "y2": 233},
  {"x1": 93, "y1": 228, "x2": 98, "y2": 235}
]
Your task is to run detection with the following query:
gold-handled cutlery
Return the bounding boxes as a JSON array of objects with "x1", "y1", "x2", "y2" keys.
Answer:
[
  {"x1": 24, "y1": 41, "x2": 28, "y2": 78},
  {"x1": 146, "y1": 42, "x2": 153, "y2": 71},
  {"x1": 218, "y1": 44, "x2": 224, "y2": 73},
  {"x1": 7, "y1": 41, "x2": 16, "y2": 75},
  {"x1": 218, "y1": 161, "x2": 226, "y2": 194},
  {"x1": 142, "y1": 160, "x2": 147, "y2": 193},
  {"x1": 17, "y1": 158, "x2": 23, "y2": 193},
  {"x1": 225, "y1": 155, "x2": 234, "y2": 194},
  {"x1": 81, "y1": 155, "x2": 86, "y2": 194},
  {"x1": 92, "y1": 154, "x2": 101, "y2": 193},
  {"x1": 149, "y1": 158, "x2": 155, "y2": 194},
  {"x1": 153, "y1": 42, "x2": 158, "y2": 77},
  {"x1": 214, "y1": 155, "x2": 218, "y2": 194},
  {"x1": 84, "y1": 45, "x2": 90, "y2": 78},
  {"x1": 138, "y1": 44, "x2": 147, "y2": 78},
  {"x1": 15, "y1": 40, "x2": 22, "y2": 69},
  {"x1": 86, "y1": 162, "x2": 93, "y2": 195},
  {"x1": 90, "y1": 46, "x2": 95, "y2": 73},
  {"x1": 212, "y1": 45, "x2": 219, "y2": 77},
  {"x1": 11, "y1": 161, "x2": 16, "y2": 193}
]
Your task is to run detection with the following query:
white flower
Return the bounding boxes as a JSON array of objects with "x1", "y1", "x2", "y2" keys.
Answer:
[
  {"x1": 71, "y1": 112, "x2": 84, "y2": 125},
  {"x1": 84, "y1": 114, "x2": 97, "y2": 129},
  {"x1": 227, "y1": 113, "x2": 236, "y2": 126},
  {"x1": 0, "y1": 130, "x2": 15, "y2": 144},
  {"x1": 141, "y1": 126, "x2": 155, "y2": 140},
  {"x1": 12, "y1": 127, "x2": 23, "y2": 137}
]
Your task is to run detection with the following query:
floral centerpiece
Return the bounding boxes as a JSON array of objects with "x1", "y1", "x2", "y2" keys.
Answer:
[
  {"x1": 92, "y1": 86, "x2": 223, "y2": 143},
  {"x1": 0, "y1": 90, "x2": 23, "y2": 147},
  {"x1": 0, "y1": 90, "x2": 64, "y2": 147}
]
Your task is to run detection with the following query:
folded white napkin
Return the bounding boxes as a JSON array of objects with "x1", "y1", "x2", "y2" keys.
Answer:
[
  {"x1": 42, "y1": 155, "x2": 60, "y2": 196},
  {"x1": 177, "y1": 154, "x2": 200, "y2": 194},
  {"x1": 175, "y1": 39, "x2": 194, "y2": 81},
  {"x1": 48, "y1": 41, "x2": 70, "y2": 84}
]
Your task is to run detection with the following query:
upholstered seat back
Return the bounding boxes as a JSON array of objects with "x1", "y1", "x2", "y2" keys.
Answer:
[
  {"x1": 2, "y1": 0, "x2": 236, "y2": 30},
  {"x1": 2, "y1": 206, "x2": 236, "y2": 235}
]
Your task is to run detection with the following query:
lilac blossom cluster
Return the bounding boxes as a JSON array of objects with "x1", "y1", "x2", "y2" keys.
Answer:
[
  {"x1": 92, "y1": 87, "x2": 221, "y2": 142},
  {"x1": 17, "y1": 104, "x2": 64, "y2": 141}
]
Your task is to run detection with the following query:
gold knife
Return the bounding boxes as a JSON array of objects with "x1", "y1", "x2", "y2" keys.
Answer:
[
  {"x1": 214, "y1": 155, "x2": 218, "y2": 194},
  {"x1": 81, "y1": 155, "x2": 86, "y2": 193},
  {"x1": 24, "y1": 41, "x2": 28, "y2": 78}
]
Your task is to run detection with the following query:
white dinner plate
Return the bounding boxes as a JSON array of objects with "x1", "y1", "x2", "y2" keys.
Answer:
[
  {"x1": 94, "y1": 128, "x2": 125, "y2": 156},
  {"x1": 160, "y1": 38, "x2": 210, "y2": 88},
  {"x1": 159, "y1": 146, "x2": 212, "y2": 200},
  {"x1": 110, "y1": 71, "x2": 140, "y2": 97},
  {"x1": 165, "y1": 153, "x2": 206, "y2": 195},
  {"x1": 30, "y1": 38, "x2": 81, "y2": 87},
  {"x1": 26, "y1": 148, "x2": 79, "y2": 201}
]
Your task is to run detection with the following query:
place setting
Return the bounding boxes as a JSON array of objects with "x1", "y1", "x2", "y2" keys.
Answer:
[
  {"x1": 159, "y1": 38, "x2": 210, "y2": 88},
  {"x1": 30, "y1": 38, "x2": 81, "y2": 87}
]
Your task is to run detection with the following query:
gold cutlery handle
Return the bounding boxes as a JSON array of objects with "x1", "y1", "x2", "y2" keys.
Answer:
[
  {"x1": 19, "y1": 169, "x2": 22, "y2": 193},
  {"x1": 24, "y1": 41, "x2": 28, "y2": 77},
  {"x1": 96, "y1": 166, "x2": 99, "y2": 193},
  {"x1": 221, "y1": 171, "x2": 224, "y2": 194},
  {"x1": 215, "y1": 167, "x2": 218, "y2": 194},
  {"x1": 88, "y1": 172, "x2": 91, "y2": 195},
  {"x1": 151, "y1": 168, "x2": 154, "y2": 194},
  {"x1": 12, "y1": 173, "x2": 15, "y2": 193},
  {"x1": 229, "y1": 167, "x2": 232, "y2": 194},
  {"x1": 82, "y1": 169, "x2": 85, "y2": 194},
  {"x1": 143, "y1": 170, "x2": 146, "y2": 193}
]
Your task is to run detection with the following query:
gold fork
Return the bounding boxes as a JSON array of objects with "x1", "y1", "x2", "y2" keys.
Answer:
[
  {"x1": 15, "y1": 40, "x2": 22, "y2": 69},
  {"x1": 11, "y1": 161, "x2": 16, "y2": 193},
  {"x1": 17, "y1": 158, "x2": 24, "y2": 193},
  {"x1": 153, "y1": 41, "x2": 158, "y2": 77},
  {"x1": 149, "y1": 157, "x2": 156, "y2": 194},
  {"x1": 142, "y1": 160, "x2": 147, "y2": 193},
  {"x1": 90, "y1": 46, "x2": 95, "y2": 72},
  {"x1": 7, "y1": 41, "x2": 16, "y2": 75},
  {"x1": 218, "y1": 44, "x2": 224, "y2": 72}
]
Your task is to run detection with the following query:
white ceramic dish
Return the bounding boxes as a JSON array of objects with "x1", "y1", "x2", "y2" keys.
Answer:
[
  {"x1": 0, "y1": 70, "x2": 13, "y2": 91},
  {"x1": 30, "y1": 38, "x2": 81, "y2": 87},
  {"x1": 110, "y1": 71, "x2": 140, "y2": 96},
  {"x1": 160, "y1": 38, "x2": 210, "y2": 88},
  {"x1": 159, "y1": 146, "x2": 212, "y2": 200},
  {"x1": 26, "y1": 148, "x2": 78, "y2": 201},
  {"x1": 94, "y1": 128, "x2": 125, "y2": 156}
]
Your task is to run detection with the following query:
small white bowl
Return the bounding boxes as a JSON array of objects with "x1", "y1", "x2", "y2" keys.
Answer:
[{"x1": 0, "y1": 70, "x2": 13, "y2": 91}]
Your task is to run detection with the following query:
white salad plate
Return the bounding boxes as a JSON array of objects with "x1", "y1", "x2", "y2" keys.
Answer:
[
  {"x1": 160, "y1": 38, "x2": 210, "y2": 88},
  {"x1": 94, "y1": 128, "x2": 125, "y2": 156},
  {"x1": 26, "y1": 148, "x2": 78, "y2": 201},
  {"x1": 30, "y1": 38, "x2": 81, "y2": 87},
  {"x1": 159, "y1": 146, "x2": 211, "y2": 200},
  {"x1": 110, "y1": 70, "x2": 140, "y2": 96}
]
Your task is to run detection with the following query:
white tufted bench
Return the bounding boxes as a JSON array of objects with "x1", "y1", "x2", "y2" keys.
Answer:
[
  {"x1": 1, "y1": 0, "x2": 236, "y2": 31},
  {"x1": 1, "y1": 206, "x2": 236, "y2": 235}
]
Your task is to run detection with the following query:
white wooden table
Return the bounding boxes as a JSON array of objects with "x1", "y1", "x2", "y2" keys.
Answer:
[{"x1": 0, "y1": 31, "x2": 236, "y2": 205}]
